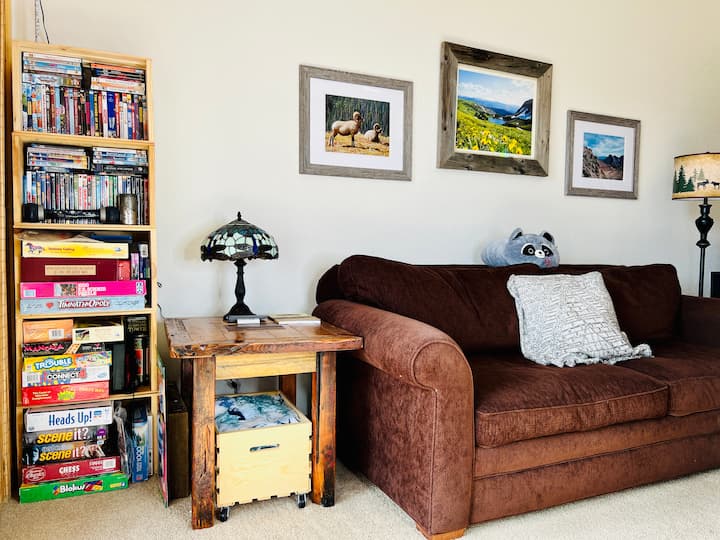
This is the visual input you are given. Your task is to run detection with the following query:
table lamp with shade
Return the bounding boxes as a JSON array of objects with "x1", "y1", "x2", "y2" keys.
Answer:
[
  {"x1": 672, "y1": 152, "x2": 720, "y2": 296},
  {"x1": 200, "y1": 212, "x2": 278, "y2": 322}
]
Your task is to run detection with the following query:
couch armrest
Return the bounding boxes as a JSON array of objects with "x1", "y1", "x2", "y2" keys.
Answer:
[
  {"x1": 314, "y1": 299, "x2": 474, "y2": 535},
  {"x1": 680, "y1": 295, "x2": 720, "y2": 346}
]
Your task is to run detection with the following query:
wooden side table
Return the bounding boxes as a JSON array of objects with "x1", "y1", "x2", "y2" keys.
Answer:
[{"x1": 164, "y1": 317, "x2": 362, "y2": 529}]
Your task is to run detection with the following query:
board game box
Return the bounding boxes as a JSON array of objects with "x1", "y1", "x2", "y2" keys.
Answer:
[
  {"x1": 23, "y1": 424, "x2": 109, "y2": 446},
  {"x1": 21, "y1": 456, "x2": 121, "y2": 484},
  {"x1": 23, "y1": 439, "x2": 107, "y2": 465},
  {"x1": 22, "y1": 365, "x2": 110, "y2": 387},
  {"x1": 25, "y1": 402, "x2": 113, "y2": 432},
  {"x1": 19, "y1": 471, "x2": 129, "y2": 503},
  {"x1": 23, "y1": 351, "x2": 112, "y2": 372},
  {"x1": 22, "y1": 381, "x2": 109, "y2": 406}
]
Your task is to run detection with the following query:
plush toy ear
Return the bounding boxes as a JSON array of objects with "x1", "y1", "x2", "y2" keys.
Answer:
[
  {"x1": 509, "y1": 227, "x2": 524, "y2": 241},
  {"x1": 540, "y1": 231, "x2": 555, "y2": 244}
]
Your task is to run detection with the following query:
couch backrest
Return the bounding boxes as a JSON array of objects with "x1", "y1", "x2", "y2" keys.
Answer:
[{"x1": 319, "y1": 255, "x2": 681, "y2": 353}]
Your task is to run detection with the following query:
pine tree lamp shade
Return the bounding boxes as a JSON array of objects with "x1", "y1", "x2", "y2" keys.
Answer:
[
  {"x1": 200, "y1": 212, "x2": 279, "y2": 321},
  {"x1": 673, "y1": 152, "x2": 720, "y2": 296}
]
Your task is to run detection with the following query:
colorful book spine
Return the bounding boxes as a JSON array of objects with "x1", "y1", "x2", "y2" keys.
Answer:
[
  {"x1": 21, "y1": 295, "x2": 146, "y2": 314},
  {"x1": 19, "y1": 471, "x2": 128, "y2": 503},
  {"x1": 21, "y1": 239, "x2": 129, "y2": 259},
  {"x1": 25, "y1": 403, "x2": 113, "y2": 433},
  {"x1": 23, "y1": 351, "x2": 112, "y2": 373},
  {"x1": 21, "y1": 456, "x2": 120, "y2": 484},
  {"x1": 22, "y1": 365, "x2": 111, "y2": 387},
  {"x1": 20, "y1": 280, "x2": 146, "y2": 299},
  {"x1": 21, "y1": 381, "x2": 109, "y2": 406}
]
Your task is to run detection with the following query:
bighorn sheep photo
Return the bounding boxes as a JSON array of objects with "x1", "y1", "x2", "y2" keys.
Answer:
[
  {"x1": 364, "y1": 123, "x2": 383, "y2": 143},
  {"x1": 328, "y1": 111, "x2": 363, "y2": 147}
]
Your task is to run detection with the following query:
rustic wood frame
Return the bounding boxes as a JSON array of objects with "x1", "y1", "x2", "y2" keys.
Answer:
[
  {"x1": 565, "y1": 110, "x2": 640, "y2": 199},
  {"x1": 437, "y1": 41, "x2": 552, "y2": 177},
  {"x1": 299, "y1": 65, "x2": 412, "y2": 181}
]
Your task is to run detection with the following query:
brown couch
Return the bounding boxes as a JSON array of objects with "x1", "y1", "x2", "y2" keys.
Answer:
[{"x1": 313, "y1": 255, "x2": 720, "y2": 539}]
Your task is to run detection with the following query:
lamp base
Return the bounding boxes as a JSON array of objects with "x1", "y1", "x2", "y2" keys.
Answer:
[
  {"x1": 223, "y1": 304, "x2": 255, "y2": 322},
  {"x1": 223, "y1": 259, "x2": 255, "y2": 321}
]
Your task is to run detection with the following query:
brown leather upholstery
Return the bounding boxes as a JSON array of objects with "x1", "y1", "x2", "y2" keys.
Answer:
[
  {"x1": 470, "y1": 352, "x2": 668, "y2": 447},
  {"x1": 619, "y1": 340, "x2": 720, "y2": 416}
]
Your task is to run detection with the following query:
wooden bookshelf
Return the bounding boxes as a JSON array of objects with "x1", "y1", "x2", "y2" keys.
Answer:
[{"x1": 8, "y1": 40, "x2": 158, "y2": 494}]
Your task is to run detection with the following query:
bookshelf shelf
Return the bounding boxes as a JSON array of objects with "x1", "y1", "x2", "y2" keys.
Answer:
[{"x1": 9, "y1": 40, "x2": 159, "y2": 497}]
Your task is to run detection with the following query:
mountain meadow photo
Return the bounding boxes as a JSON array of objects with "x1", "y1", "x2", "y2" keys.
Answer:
[
  {"x1": 299, "y1": 65, "x2": 412, "y2": 181},
  {"x1": 437, "y1": 42, "x2": 552, "y2": 176},
  {"x1": 325, "y1": 95, "x2": 390, "y2": 157},
  {"x1": 455, "y1": 67, "x2": 535, "y2": 157},
  {"x1": 565, "y1": 111, "x2": 640, "y2": 199}
]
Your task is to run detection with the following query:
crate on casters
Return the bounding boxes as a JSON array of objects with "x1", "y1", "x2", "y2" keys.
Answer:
[{"x1": 214, "y1": 391, "x2": 311, "y2": 522}]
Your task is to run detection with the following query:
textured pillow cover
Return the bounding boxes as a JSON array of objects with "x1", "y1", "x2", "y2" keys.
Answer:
[{"x1": 507, "y1": 272, "x2": 652, "y2": 367}]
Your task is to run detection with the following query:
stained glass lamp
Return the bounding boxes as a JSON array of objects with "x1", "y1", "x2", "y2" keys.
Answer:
[
  {"x1": 673, "y1": 152, "x2": 720, "y2": 296},
  {"x1": 200, "y1": 212, "x2": 279, "y2": 321}
]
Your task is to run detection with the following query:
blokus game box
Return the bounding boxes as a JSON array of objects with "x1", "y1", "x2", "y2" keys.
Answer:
[
  {"x1": 19, "y1": 471, "x2": 129, "y2": 503},
  {"x1": 21, "y1": 456, "x2": 121, "y2": 484}
]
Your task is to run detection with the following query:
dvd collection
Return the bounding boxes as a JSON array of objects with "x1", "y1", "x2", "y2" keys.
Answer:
[
  {"x1": 21, "y1": 51, "x2": 147, "y2": 140},
  {"x1": 24, "y1": 144, "x2": 149, "y2": 224}
]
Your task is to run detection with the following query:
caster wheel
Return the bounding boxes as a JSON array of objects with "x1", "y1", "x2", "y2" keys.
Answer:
[
  {"x1": 296, "y1": 493, "x2": 307, "y2": 509},
  {"x1": 217, "y1": 506, "x2": 230, "y2": 522}
]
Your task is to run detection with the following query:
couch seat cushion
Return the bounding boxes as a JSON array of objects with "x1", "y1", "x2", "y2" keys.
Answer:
[
  {"x1": 469, "y1": 352, "x2": 668, "y2": 447},
  {"x1": 618, "y1": 340, "x2": 720, "y2": 416}
]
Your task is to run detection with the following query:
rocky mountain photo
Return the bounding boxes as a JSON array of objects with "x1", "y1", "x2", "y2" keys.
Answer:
[{"x1": 582, "y1": 146, "x2": 623, "y2": 179}]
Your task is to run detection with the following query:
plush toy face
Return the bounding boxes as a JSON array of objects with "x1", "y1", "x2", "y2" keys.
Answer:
[{"x1": 481, "y1": 228, "x2": 559, "y2": 268}]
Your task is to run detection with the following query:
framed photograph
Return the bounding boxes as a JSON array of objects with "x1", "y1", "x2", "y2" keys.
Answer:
[
  {"x1": 565, "y1": 111, "x2": 640, "y2": 199},
  {"x1": 437, "y1": 42, "x2": 552, "y2": 176},
  {"x1": 299, "y1": 65, "x2": 412, "y2": 181}
]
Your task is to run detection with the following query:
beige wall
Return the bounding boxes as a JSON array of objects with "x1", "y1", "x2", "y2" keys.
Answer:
[{"x1": 12, "y1": 0, "x2": 720, "y2": 319}]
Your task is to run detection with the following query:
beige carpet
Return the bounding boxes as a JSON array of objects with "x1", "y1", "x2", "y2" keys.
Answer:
[{"x1": 1, "y1": 464, "x2": 719, "y2": 540}]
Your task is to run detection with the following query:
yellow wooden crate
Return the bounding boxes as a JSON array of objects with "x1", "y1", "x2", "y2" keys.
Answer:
[{"x1": 215, "y1": 391, "x2": 311, "y2": 507}]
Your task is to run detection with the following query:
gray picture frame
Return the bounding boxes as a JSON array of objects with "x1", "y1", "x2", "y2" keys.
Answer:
[
  {"x1": 565, "y1": 110, "x2": 640, "y2": 199},
  {"x1": 299, "y1": 65, "x2": 413, "y2": 181},
  {"x1": 437, "y1": 42, "x2": 552, "y2": 177}
]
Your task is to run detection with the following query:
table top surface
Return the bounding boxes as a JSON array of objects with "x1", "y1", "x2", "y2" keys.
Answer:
[{"x1": 165, "y1": 317, "x2": 362, "y2": 358}]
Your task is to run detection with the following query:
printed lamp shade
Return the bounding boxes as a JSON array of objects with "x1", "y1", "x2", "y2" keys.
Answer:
[
  {"x1": 672, "y1": 153, "x2": 720, "y2": 199},
  {"x1": 200, "y1": 212, "x2": 278, "y2": 262}
]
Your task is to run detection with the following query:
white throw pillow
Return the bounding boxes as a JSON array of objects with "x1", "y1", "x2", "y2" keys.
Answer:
[{"x1": 506, "y1": 272, "x2": 652, "y2": 367}]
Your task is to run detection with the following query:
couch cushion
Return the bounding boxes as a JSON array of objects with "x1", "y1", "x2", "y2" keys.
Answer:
[
  {"x1": 469, "y1": 352, "x2": 668, "y2": 447},
  {"x1": 337, "y1": 255, "x2": 540, "y2": 351},
  {"x1": 335, "y1": 257, "x2": 681, "y2": 353},
  {"x1": 618, "y1": 340, "x2": 720, "y2": 416},
  {"x1": 595, "y1": 264, "x2": 680, "y2": 343}
]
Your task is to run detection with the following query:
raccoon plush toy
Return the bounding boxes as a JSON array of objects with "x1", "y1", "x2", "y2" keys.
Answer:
[{"x1": 481, "y1": 228, "x2": 559, "y2": 268}]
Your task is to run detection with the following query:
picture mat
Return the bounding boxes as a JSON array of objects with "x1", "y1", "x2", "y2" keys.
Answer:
[
  {"x1": 309, "y1": 78, "x2": 404, "y2": 171},
  {"x1": 571, "y1": 120, "x2": 635, "y2": 192},
  {"x1": 455, "y1": 63, "x2": 537, "y2": 159}
]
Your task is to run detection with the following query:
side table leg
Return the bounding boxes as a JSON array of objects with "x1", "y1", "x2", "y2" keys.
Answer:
[
  {"x1": 311, "y1": 351, "x2": 337, "y2": 507},
  {"x1": 280, "y1": 374, "x2": 297, "y2": 404},
  {"x1": 191, "y1": 356, "x2": 216, "y2": 529}
]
